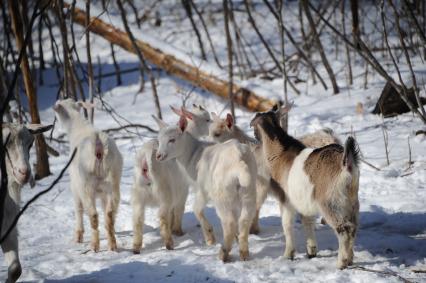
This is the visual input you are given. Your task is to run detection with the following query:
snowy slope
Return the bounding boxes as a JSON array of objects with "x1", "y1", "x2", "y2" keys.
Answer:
[
  {"x1": 1, "y1": 76, "x2": 424, "y2": 283},
  {"x1": 1, "y1": 1, "x2": 426, "y2": 282}
]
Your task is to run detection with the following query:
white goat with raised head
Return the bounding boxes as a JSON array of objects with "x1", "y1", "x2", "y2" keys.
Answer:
[
  {"x1": 251, "y1": 108, "x2": 360, "y2": 269},
  {"x1": 132, "y1": 138, "x2": 188, "y2": 253},
  {"x1": 53, "y1": 99, "x2": 122, "y2": 252},
  {"x1": 1, "y1": 123, "x2": 52, "y2": 283},
  {"x1": 155, "y1": 115, "x2": 257, "y2": 262},
  {"x1": 208, "y1": 110, "x2": 341, "y2": 234},
  {"x1": 170, "y1": 104, "x2": 211, "y2": 138}
]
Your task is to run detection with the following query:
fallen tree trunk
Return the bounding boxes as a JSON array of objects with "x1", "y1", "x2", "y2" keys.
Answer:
[{"x1": 64, "y1": 2, "x2": 276, "y2": 112}]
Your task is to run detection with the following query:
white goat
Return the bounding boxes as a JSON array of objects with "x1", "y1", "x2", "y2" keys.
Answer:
[
  {"x1": 53, "y1": 99, "x2": 123, "y2": 252},
  {"x1": 132, "y1": 138, "x2": 188, "y2": 253},
  {"x1": 1, "y1": 123, "x2": 52, "y2": 283},
  {"x1": 251, "y1": 109, "x2": 360, "y2": 269},
  {"x1": 208, "y1": 111, "x2": 341, "y2": 234},
  {"x1": 170, "y1": 104, "x2": 211, "y2": 138},
  {"x1": 155, "y1": 115, "x2": 257, "y2": 262}
]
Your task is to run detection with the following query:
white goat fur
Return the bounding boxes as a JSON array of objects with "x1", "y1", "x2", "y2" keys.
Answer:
[
  {"x1": 1, "y1": 123, "x2": 51, "y2": 283},
  {"x1": 131, "y1": 139, "x2": 188, "y2": 253},
  {"x1": 54, "y1": 99, "x2": 123, "y2": 252},
  {"x1": 156, "y1": 116, "x2": 257, "y2": 262},
  {"x1": 170, "y1": 104, "x2": 211, "y2": 138}
]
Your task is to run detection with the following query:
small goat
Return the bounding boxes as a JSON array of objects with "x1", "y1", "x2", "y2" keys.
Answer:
[
  {"x1": 155, "y1": 115, "x2": 257, "y2": 262},
  {"x1": 1, "y1": 123, "x2": 52, "y2": 283},
  {"x1": 208, "y1": 111, "x2": 341, "y2": 234},
  {"x1": 54, "y1": 99, "x2": 123, "y2": 252},
  {"x1": 170, "y1": 104, "x2": 211, "y2": 138},
  {"x1": 250, "y1": 108, "x2": 360, "y2": 269},
  {"x1": 132, "y1": 138, "x2": 188, "y2": 253}
]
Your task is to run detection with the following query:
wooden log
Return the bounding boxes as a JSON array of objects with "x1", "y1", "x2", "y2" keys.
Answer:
[{"x1": 64, "y1": 2, "x2": 276, "y2": 112}]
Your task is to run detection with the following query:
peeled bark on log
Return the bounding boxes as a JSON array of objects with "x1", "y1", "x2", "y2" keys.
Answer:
[{"x1": 64, "y1": 2, "x2": 276, "y2": 112}]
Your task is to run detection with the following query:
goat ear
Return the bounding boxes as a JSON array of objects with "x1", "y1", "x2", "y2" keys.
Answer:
[
  {"x1": 178, "y1": 115, "x2": 188, "y2": 132},
  {"x1": 151, "y1": 115, "x2": 168, "y2": 129},
  {"x1": 225, "y1": 113, "x2": 234, "y2": 129},
  {"x1": 278, "y1": 101, "x2": 294, "y2": 116},
  {"x1": 170, "y1": 105, "x2": 183, "y2": 116},
  {"x1": 26, "y1": 124, "x2": 53, "y2": 135},
  {"x1": 181, "y1": 107, "x2": 194, "y2": 120}
]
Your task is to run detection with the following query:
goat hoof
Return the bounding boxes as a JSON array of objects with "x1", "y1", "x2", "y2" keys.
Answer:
[
  {"x1": 133, "y1": 243, "x2": 142, "y2": 254},
  {"x1": 109, "y1": 243, "x2": 118, "y2": 252},
  {"x1": 249, "y1": 226, "x2": 260, "y2": 235},
  {"x1": 206, "y1": 235, "x2": 216, "y2": 246},
  {"x1": 337, "y1": 258, "x2": 349, "y2": 270},
  {"x1": 306, "y1": 246, "x2": 317, "y2": 258},
  {"x1": 91, "y1": 242, "x2": 100, "y2": 253},
  {"x1": 7, "y1": 261, "x2": 22, "y2": 283},
  {"x1": 172, "y1": 229, "x2": 184, "y2": 236},
  {"x1": 239, "y1": 250, "x2": 249, "y2": 261},
  {"x1": 219, "y1": 248, "x2": 230, "y2": 263},
  {"x1": 284, "y1": 249, "x2": 295, "y2": 260},
  {"x1": 165, "y1": 240, "x2": 174, "y2": 250},
  {"x1": 75, "y1": 230, "x2": 84, "y2": 243}
]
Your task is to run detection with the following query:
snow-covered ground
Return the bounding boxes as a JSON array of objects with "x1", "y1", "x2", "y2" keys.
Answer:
[{"x1": 1, "y1": 1, "x2": 426, "y2": 282}]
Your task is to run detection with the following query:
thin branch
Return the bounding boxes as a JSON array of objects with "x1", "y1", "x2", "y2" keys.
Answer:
[{"x1": 103, "y1": 124, "x2": 158, "y2": 134}]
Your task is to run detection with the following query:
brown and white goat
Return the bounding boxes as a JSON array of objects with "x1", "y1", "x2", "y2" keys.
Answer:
[
  {"x1": 250, "y1": 109, "x2": 360, "y2": 269},
  {"x1": 208, "y1": 110, "x2": 341, "y2": 234}
]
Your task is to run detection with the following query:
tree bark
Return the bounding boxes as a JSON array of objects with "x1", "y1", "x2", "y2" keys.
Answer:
[
  {"x1": 8, "y1": 0, "x2": 50, "y2": 179},
  {"x1": 223, "y1": 0, "x2": 235, "y2": 118},
  {"x1": 350, "y1": 0, "x2": 361, "y2": 49},
  {"x1": 65, "y1": 2, "x2": 275, "y2": 112}
]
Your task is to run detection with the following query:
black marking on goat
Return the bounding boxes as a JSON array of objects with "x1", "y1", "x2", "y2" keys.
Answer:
[
  {"x1": 343, "y1": 136, "x2": 360, "y2": 169},
  {"x1": 270, "y1": 177, "x2": 286, "y2": 203},
  {"x1": 252, "y1": 111, "x2": 305, "y2": 153}
]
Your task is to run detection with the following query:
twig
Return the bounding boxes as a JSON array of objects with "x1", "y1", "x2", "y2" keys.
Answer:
[
  {"x1": 349, "y1": 266, "x2": 413, "y2": 283},
  {"x1": 103, "y1": 124, "x2": 158, "y2": 134},
  {"x1": 0, "y1": 148, "x2": 77, "y2": 244},
  {"x1": 360, "y1": 158, "x2": 381, "y2": 171}
]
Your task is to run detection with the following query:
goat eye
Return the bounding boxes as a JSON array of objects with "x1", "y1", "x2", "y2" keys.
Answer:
[
  {"x1": 206, "y1": 119, "x2": 210, "y2": 122},
  {"x1": 169, "y1": 139, "x2": 175, "y2": 144}
]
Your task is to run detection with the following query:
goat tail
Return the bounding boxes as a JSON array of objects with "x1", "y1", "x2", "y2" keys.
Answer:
[
  {"x1": 236, "y1": 161, "x2": 253, "y2": 188},
  {"x1": 93, "y1": 132, "x2": 110, "y2": 177},
  {"x1": 343, "y1": 136, "x2": 360, "y2": 172}
]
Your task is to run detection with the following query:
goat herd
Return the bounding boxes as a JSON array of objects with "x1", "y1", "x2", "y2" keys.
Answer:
[{"x1": 1, "y1": 98, "x2": 360, "y2": 282}]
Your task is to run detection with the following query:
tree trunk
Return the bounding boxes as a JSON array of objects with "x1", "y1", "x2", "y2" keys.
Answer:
[
  {"x1": 8, "y1": 0, "x2": 50, "y2": 179},
  {"x1": 65, "y1": 2, "x2": 275, "y2": 112},
  {"x1": 350, "y1": 0, "x2": 360, "y2": 49},
  {"x1": 302, "y1": 0, "x2": 339, "y2": 94},
  {"x1": 223, "y1": 0, "x2": 235, "y2": 118}
]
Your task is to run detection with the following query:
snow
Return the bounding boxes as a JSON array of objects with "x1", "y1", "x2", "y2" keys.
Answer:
[{"x1": 1, "y1": 1, "x2": 426, "y2": 282}]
